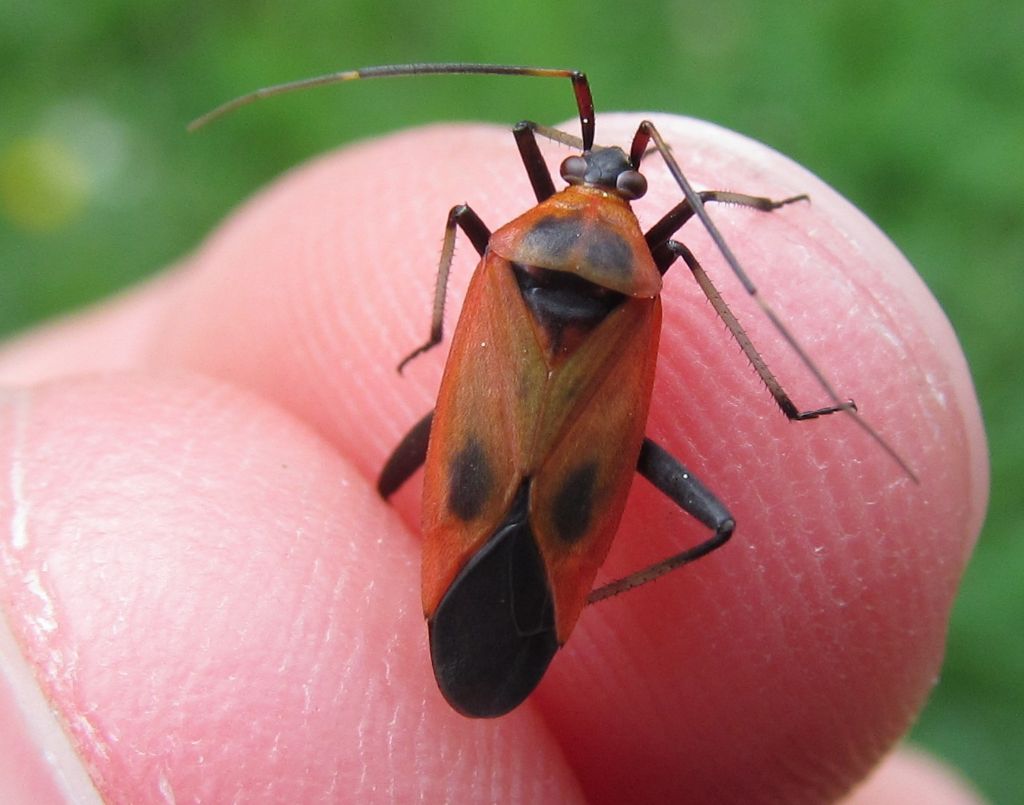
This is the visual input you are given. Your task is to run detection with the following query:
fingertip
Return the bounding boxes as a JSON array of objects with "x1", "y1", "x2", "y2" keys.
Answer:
[
  {"x1": 208, "y1": 116, "x2": 983, "y2": 803},
  {"x1": 0, "y1": 113, "x2": 986, "y2": 800},
  {"x1": 0, "y1": 373, "x2": 582, "y2": 801}
]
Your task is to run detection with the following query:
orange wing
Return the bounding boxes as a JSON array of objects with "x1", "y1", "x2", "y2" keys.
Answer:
[
  {"x1": 420, "y1": 251, "x2": 660, "y2": 642},
  {"x1": 529, "y1": 292, "x2": 660, "y2": 640}
]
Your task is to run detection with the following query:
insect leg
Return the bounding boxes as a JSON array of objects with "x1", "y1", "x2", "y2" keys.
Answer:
[
  {"x1": 397, "y1": 205, "x2": 491, "y2": 373},
  {"x1": 588, "y1": 438, "x2": 734, "y2": 604},
  {"x1": 512, "y1": 122, "x2": 558, "y2": 202},
  {"x1": 512, "y1": 118, "x2": 603, "y2": 202},
  {"x1": 645, "y1": 191, "x2": 808, "y2": 257},
  {"x1": 378, "y1": 410, "x2": 434, "y2": 498},
  {"x1": 656, "y1": 239, "x2": 853, "y2": 420},
  {"x1": 632, "y1": 120, "x2": 916, "y2": 478}
]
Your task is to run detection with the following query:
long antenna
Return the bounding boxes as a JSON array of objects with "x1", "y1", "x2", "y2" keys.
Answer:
[{"x1": 188, "y1": 62, "x2": 595, "y2": 149}]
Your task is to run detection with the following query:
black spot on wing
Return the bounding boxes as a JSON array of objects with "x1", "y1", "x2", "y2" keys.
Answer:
[
  {"x1": 520, "y1": 214, "x2": 583, "y2": 262},
  {"x1": 429, "y1": 483, "x2": 558, "y2": 718},
  {"x1": 448, "y1": 436, "x2": 493, "y2": 521},
  {"x1": 552, "y1": 461, "x2": 599, "y2": 544},
  {"x1": 584, "y1": 228, "x2": 633, "y2": 281}
]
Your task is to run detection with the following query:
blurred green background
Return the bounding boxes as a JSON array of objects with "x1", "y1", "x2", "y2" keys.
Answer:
[{"x1": 2, "y1": 1, "x2": 1019, "y2": 800}]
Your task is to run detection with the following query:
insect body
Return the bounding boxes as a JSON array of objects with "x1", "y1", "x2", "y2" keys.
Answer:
[{"x1": 193, "y1": 64, "x2": 913, "y2": 718}]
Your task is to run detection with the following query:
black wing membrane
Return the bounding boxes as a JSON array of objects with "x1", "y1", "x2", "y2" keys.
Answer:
[{"x1": 428, "y1": 483, "x2": 558, "y2": 718}]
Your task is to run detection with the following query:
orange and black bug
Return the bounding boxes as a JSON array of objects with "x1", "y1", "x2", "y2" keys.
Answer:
[{"x1": 193, "y1": 64, "x2": 915, "y2": 718}]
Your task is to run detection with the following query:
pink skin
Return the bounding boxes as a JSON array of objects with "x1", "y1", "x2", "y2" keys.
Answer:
[
  {"x1": 0, "y1": 115, "x2": 987, "y2": 803},
  {"x1": 846, "y1": 747, "x2": 987, "y2": 805}
]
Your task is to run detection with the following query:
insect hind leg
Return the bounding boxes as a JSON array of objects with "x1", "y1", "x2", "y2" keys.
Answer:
[
  {"x1": 587, "y1": 438, "x2": 734, "y2": 605},
  {"x1": 378, "y1": 410, "x2": 434, "y2": 498}
]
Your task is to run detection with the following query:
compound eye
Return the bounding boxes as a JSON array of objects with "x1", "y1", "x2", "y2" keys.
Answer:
[
  {"x1": 615, "y1": 169, "x2": 647, "y2": 200},
  {"x1": 560, "y1": 156, "x2": 587, "y2": 185}
]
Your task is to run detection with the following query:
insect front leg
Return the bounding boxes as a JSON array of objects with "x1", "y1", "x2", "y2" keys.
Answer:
[
  {"x1": 655, "y1": 239, "x2": 854, "y2": 421},
  {"x1": 397, "y1": 205, "x2": 492, "y2": 373},
  {"x1": 588, "y1": 439, "x2": 734, "y2": 604},
  {"x1": 378, "y1": 411, "x2": 434, "y2": 499}
]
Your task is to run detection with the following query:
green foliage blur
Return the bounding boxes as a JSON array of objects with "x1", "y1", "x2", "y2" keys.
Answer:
[{"x1": 2, "y1": 1, "x2": 1019, "y2": 799}]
